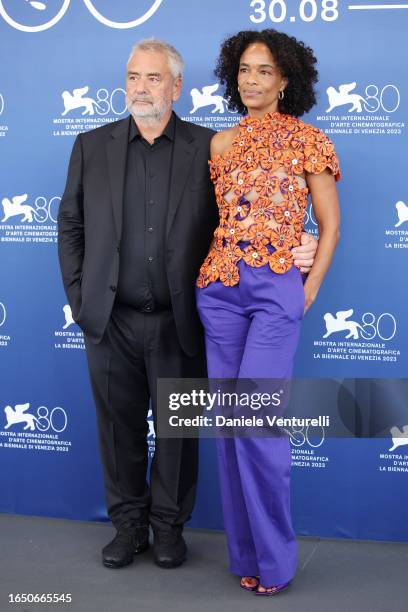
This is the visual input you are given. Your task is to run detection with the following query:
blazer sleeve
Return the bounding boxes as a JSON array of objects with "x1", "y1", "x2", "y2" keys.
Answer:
[{"x1": 57, "y1": 134, "x2": 85, "y2": 320}]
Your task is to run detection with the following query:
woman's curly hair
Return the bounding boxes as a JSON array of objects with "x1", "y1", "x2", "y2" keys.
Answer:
[{"x1": 215, "y1": 29, "x2": 318, "y2": 117}]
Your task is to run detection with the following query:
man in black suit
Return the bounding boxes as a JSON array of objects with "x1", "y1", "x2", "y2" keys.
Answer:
[{"x1": 58, "y1": 39, "x2": 317, "y2": 570}]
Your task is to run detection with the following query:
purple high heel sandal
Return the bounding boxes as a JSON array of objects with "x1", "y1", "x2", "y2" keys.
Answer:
[{"x1": 254, "y1": 581, "x2": 290, "y2": 596}]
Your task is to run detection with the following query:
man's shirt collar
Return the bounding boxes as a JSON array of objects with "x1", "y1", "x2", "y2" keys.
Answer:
[{"x1": 129, "y1": 112, "x2": 175, "y2": 143}]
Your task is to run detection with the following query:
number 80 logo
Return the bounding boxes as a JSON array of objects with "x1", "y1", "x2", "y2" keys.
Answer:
[
  {"x1": 0, "y1": 0, "x2": 163, "y2": 32},
  {"x1": 31, "y1": 196, "x2": 61, "y2": 223}
]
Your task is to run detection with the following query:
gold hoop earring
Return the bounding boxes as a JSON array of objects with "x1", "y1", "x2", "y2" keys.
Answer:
[{"x1": 278, "y1": 90, "x2": 284, "y2": 100}]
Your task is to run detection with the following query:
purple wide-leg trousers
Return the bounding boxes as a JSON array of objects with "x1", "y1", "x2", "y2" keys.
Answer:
[{"x1": 196, "y1": 259, "x2": 305, "y2": 586}]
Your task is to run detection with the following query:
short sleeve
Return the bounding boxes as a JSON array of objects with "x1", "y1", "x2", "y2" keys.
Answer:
[{"x1": 303, "y1": 127, "x2": 341, "y2": 182}]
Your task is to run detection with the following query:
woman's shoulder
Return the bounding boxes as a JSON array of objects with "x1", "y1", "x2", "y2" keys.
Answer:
[
  {"x1": 290, "y1": 117, "x2": 340, "y2": 180},
  {"x1": 210, "y1": 125, "x2": 240, "y2": 159}
]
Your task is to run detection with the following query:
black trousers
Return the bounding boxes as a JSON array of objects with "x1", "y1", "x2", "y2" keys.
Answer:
[{"x1": 84, "y1": 303, "x2": 206, "y2": 532}]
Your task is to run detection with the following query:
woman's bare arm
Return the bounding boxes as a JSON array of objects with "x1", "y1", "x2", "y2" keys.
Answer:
[{"x1": 303, "y1": 169, "x2": 340, "y2": 312}]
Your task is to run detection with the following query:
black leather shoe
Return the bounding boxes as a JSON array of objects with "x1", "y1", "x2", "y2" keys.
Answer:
[
  {"x1": 102, "y1": 526, "x2": 149, "y2": 568},
  {"x1": 153, "y1": 530, "x2": 187, "y2": 568}
]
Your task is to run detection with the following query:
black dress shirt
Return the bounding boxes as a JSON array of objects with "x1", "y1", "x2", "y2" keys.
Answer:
[{"x1": 116, "y1": 113, "x2": 175, "y2": 312}]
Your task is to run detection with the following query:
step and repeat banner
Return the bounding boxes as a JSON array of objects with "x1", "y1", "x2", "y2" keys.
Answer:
[{"x1": 0, "y1": 1, "x2": 407, "y2": 541}]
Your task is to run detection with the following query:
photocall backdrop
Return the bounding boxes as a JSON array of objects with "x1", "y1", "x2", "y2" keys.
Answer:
[{"x1": 0, "y1": 0, "x2": 407, "y2": 541}]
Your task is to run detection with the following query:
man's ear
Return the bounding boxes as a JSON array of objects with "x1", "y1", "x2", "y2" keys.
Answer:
[{"x1": 173, "y1": 77, "x2": 182, "y2": 102}]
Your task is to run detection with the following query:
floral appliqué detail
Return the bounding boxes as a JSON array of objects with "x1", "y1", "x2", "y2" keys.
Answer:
[{"x1": 196, "y1": 111, "x2": 340, "y2": 288}]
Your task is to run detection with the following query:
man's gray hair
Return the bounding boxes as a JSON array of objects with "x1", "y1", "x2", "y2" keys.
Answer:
[{"x1": 127, "y1": 38, "x2": 184, "y2": 79}]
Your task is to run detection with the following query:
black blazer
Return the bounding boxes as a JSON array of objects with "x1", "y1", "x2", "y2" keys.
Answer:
[{"x1": 57, "y1": 114, "x2": 218, "y2": 356}]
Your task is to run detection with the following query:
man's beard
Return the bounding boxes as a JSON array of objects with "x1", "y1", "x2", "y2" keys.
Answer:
[{"x1": 126, "y1": 94, "x2": 171, "y2": 124}]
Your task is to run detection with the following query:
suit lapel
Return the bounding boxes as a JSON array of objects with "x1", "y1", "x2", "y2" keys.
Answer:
[
  {"x1": 166, "y1": 115, "x2": 197, "y2": 239},
  {"x1": 106, "y1": 117, "x2": 130, "y2": 240}
]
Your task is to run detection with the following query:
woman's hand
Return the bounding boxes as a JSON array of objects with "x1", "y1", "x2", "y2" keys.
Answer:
[
  {"x1": 292, "y1": 232, "x2": 318, "y2": 273},
  {"x1": 303, "y1": 277, "x2": 320, "y2": 314}
]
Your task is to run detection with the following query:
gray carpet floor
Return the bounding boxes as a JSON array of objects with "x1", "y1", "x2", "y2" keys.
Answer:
[{"x1": 1, "y1": 514, "x2": 407, "y2": 612}]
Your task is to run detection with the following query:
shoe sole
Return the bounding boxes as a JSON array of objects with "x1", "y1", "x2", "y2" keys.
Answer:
[
  {"x1": 102, "y1": 542, "x2": 149, "y2": 568},
  {"x1": 154, "y1": 554, "x2": 186, "y2": 569}
]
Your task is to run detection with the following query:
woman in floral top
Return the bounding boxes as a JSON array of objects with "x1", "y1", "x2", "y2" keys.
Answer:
[{"x1": 196, "y1": 30, "x2": 340, "y2": 596}]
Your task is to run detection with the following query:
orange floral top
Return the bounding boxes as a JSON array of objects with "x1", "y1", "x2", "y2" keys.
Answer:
[{"x1": 196, "y1": 111, "x2": 340, "y2": 288}]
